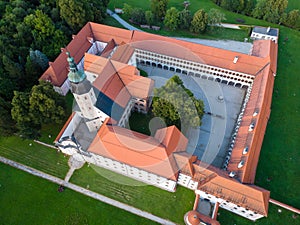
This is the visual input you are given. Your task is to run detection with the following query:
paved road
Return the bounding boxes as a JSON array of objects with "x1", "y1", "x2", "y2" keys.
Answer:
[
  {"x1": 0, "y1": 156, "x2": 176, "y2": 225},
  {"x1": 107, "y1": 9, "x2": 142, "y2": 31}
]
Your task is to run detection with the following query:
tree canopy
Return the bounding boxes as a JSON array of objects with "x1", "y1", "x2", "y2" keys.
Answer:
[
  {"x1": 151, "y1": 0, "x2": 169, "y2": 21},
  {"x1": 152, "y1": 75, "x2": 204, "y2": 133},
  {"x1": 190, "y1": 9, "x2": 208, "y2": 33},
  {"x1": 164, "y1": 7, "x2": 180, "y2": 31},
  {"x1": 11, "y1": 81, "x2": 66, "y2": 138}
]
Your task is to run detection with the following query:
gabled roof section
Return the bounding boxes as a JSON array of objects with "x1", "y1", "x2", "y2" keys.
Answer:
[
  {"x1": 111, "y1": 44, "x2": 135, "y2": 63},
  {"x1": 100, "y1": 39, "x2": 116, "y2": 58},
  {"x1": 155, "y1": 126, "x2": 188, "y2": 155},
  {"x1": 89, "y1": 22, "x2": 134, "y2": 44},
  {"x1": 88, "y1": 119, "x2": 180, "y2": 180},
  {"x1": 40, "y1": 23, "x2": 93, "y2": 86},
  {"x1": 187, "y1": 163, "x2": 270, "y2": 216}
]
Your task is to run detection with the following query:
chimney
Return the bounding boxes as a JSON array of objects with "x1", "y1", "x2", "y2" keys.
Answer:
[
  {"x1": 233, "y1": 56, "x2": 239, "y2": 64},
  {"x1": 267, "y1": 26, "x2": 270, "y2": 33}
]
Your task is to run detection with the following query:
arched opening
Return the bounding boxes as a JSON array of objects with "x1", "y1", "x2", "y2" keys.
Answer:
[
  {"x1": 235, "y1": 83, "x2": 242, "y2": 88},
  {"x1": 208, "y1": 76, "x2": 214, "y2": 81},
  {"x1": 221, "y1": 80, "x2": 228, "y2": 84},
  {"x1": 163, "y1": 65, "x2": 168, "y2": 70},
  {"x1": 195, "y1": 73, "x2": 200, "y2": 77},
  {"x1": 152, "y1": 62, "x2": 156, "y2": 67},
  {"x1": 140, "y1": 60, "x2": 145, "y2": 65},
  {"x1": 158, "y1": 64, "x2": 162, "y2": 69},
  {"x1": 228, "y1": 81, "x2": 235, "y2": 86},
  {"x1": 182, "y1": 70, "x2": 187, "y2": 75},
  {"x1": 242, "y1": 84, "x2": 248, "y2": 89},
  {"x1": 188, "y1": 72, "x2": 194, "y2": 76},
  {"x1": 202, "y1": 75, "x2": 207, "y2": 79},
  {"x1": 146, "y1": 61, "x2": 150, "y2": 66},
  {"x1": 215, "y1": 78, "x2": 221, "y2": 82},
  {"x1": 176, "y1": 68, "x2": 181, "y2": 73},
  {"x1": 170, "y1": 67, "x2": 175, "y2": 72}
]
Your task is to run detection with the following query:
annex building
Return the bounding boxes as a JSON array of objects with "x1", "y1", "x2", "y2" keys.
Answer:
[{"x1": 41, "y1": 22, "x2": 278, "y2": 224}]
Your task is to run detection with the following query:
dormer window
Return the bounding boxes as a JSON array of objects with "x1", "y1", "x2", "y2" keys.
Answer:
[
  {"x1": 243, "y1": 147, "x2": 249, "y2": 155},
  {"x1": 238, "y1": 160, "x2": 245, "y2": 168}
]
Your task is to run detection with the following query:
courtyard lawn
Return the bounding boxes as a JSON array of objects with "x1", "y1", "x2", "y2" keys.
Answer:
[
  {"x1": 70, "y1": 164, "x2": 195, "y2": 225},
  {"x1": 127, "y1": 111, "x2": 154, "y2": 135},
  {"x1": 0, "y1": 163, "x2": 157, "y2": 225},
  {"x1": 0, "y1": 136, "x2": 69, "y2": 179}
]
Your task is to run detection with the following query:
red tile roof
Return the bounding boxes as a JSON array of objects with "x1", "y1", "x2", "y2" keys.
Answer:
[{"x1": 88, "y1": 119, "x2": 182, "y2": 180}]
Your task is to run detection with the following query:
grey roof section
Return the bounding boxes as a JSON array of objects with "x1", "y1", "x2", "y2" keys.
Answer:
[
  {"x1": 70, "y1": 78, "x2": 92, "y2": 95},
  {"x1": 253, "y1": 26, "x2": 278, "y2": 37}
]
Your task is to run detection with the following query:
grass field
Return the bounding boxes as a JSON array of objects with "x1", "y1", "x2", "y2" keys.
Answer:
[
  {"x1": 0, "y1": 136, "x2": 69, "y2": 179},
  {"x1": 1, "y1": 0, "x2": 299, "y2": 224},
  {"x1": 70, "y1": 164, "x2": 195, "y2": 224},
  {"x1": 0, "y1": 163, "x2": 157, "y2": 225}
]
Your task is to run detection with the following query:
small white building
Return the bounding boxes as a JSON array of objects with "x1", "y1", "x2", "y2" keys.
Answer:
[{"x1": 251, "y1": 26, "x2": 279, "y2": 43}]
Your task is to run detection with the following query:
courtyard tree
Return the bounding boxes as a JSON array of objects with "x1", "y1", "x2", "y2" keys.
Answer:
[
  {"x1": 123, "y1": 3, "x2": 133, "y2": 18},
  {"x1": 178, "y1": 9, "x2": 192, "y2": 29},
  {"x1": 130, "y1": 8, "x2": 146, "y2": 24},
  {"x1": 190, "y1": 9, "x2": 208, "y2": 33},
  {"x1": 152, "y1": 75, "x2": 204, "y2": 133},
  {"x1": 151, "y1": 0, "x2": 169, "y2": 21},
  {"x1": 164, "y1": 7, "x2": 180, "y2": 31}
]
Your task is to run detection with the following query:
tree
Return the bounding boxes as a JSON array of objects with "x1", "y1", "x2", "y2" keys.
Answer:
[
  {"x1": 152, "y1": 75, "x2": 204, "y2": 133},
  {"x1": 164, "y1": 7, "x2": 180, "y2": 31},
  {"x1": 130, "y1": 8, "x2": 146, "y2": 24},
  {"x1": 243, "y1": 0, "x2": 255, "y2": 16},
  {"x1": 29, "y1": 49, "x2": 49, "y2": 71},
  {"x1": 151, "y1": 0, "x2": 169, "y2": 21},
  {"x1": 281, "y1": 10, "x2": 300, "y2": 28},
  {"x1": 145, "y1": 10, "x2": 154, "y2": 26},
  {"x1": 253, "y1": 0, "x2": 288, "y2": 23},
  {"x1": 220, "y1": 0, "x2": 244, "y2": 13},
  {"x1": 179, "y1": 9, "x2": 192, "y2": 29},
  {"x1": 190, "y1": 9, "x2": 208, "y2": 33},
  {"x1": 2, "y1": 55, "x2": 23, "y2": 80},
  {"x1": 123, "y1": 3, "x2": 133, "y2": 18},
  {"x1": 29, "y1": 81, "x2": 66, "y2": 124},
  {"x1": 58, "y1": 0, "x2": 93, "y2": 31},
  {"x1": 11, "y1": 81, "x2": 66, "y2": 138},
  {"x1": 208, "y1": 8, "x2": 226, "y2": 27}
]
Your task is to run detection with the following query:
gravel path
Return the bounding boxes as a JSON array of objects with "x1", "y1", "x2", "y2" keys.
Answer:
[{"x1": 0, "y1": 156, "x2": 176, "y2": 225}]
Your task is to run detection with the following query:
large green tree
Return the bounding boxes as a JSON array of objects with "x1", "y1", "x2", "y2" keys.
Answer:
[
  {"x1": 152, "y1": 76, "x2": 204, "y2": 133},
  {"x1": 151, "y1": 0, "x2": 169, "y2": 21},
  {"x1": 190, "y1": 9, "x2": 208, "y2": 33},
  {"x1": 253, "y1": 0, "x2": 288, "y2": 23},
  {"x1": 208, "y1": 8, "x2": 226, "y2": 27},
  {"x1": 178, "y1": 9, "x2": 192, "y2": 30},
  {"x1": 164, "y1": 7, "x2": 180, "y2": 31},
  {"x1": 58, "y1": 0, "x2": 108, "y2": 31},
  {"x1": 281, "y1": 10, "x2": 300, "y2": 28},
  {"x1": 11, "y1": 81, "x2": 66, "y2": 138}
]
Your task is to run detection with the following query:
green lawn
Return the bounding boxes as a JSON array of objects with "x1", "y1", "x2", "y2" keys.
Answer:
[
  {"x1": 127, "y1": 111, "x2": 154, "y2": 135},
  {"x1": 70, "y1": 164, "x2": 195, "y2": 224},
  {"x1": 0, "y1": 163, "x2": 157, "y2": 225},
  {"x1": 218, "y1": 205, "x2": 299, "y2": 225},
  {"x1": 0, "y1": 136, "x2": 69, "y2": 179}
]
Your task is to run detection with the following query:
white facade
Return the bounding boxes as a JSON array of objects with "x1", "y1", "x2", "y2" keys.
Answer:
[
  {"x1": 195, "y1": 190, "x2": 264, "y2": 221},
  {"x1": 134, "y1": 49, "x2": 255, "y2": 88},
  {"x1": 251, "y1": 32, "x2": 278, "y2": 43},
  {"x1": 54, "y1": 78, "x2": 70, "y2": 96},
  {"x1": 177, "y1": 173, "x2": 199, "y2": 190}
]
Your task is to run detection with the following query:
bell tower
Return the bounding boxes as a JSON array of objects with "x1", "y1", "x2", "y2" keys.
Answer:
[{"x1": 66, "y1": 52, "x2": 101, "y2": 132}]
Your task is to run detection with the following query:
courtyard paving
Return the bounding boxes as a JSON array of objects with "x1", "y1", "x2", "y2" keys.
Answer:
[{"x1": 139, "y1": 66, "x2": 246, "y2": 168}]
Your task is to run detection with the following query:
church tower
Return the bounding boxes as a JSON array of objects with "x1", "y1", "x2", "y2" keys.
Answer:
[{"x1": 66, "y1": 52, "x2": 102, "y2": 132}]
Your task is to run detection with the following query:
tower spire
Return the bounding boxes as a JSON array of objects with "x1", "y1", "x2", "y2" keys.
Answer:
[{"x1": 66, "y1": 52, "x2": 86, "y2": 83}]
